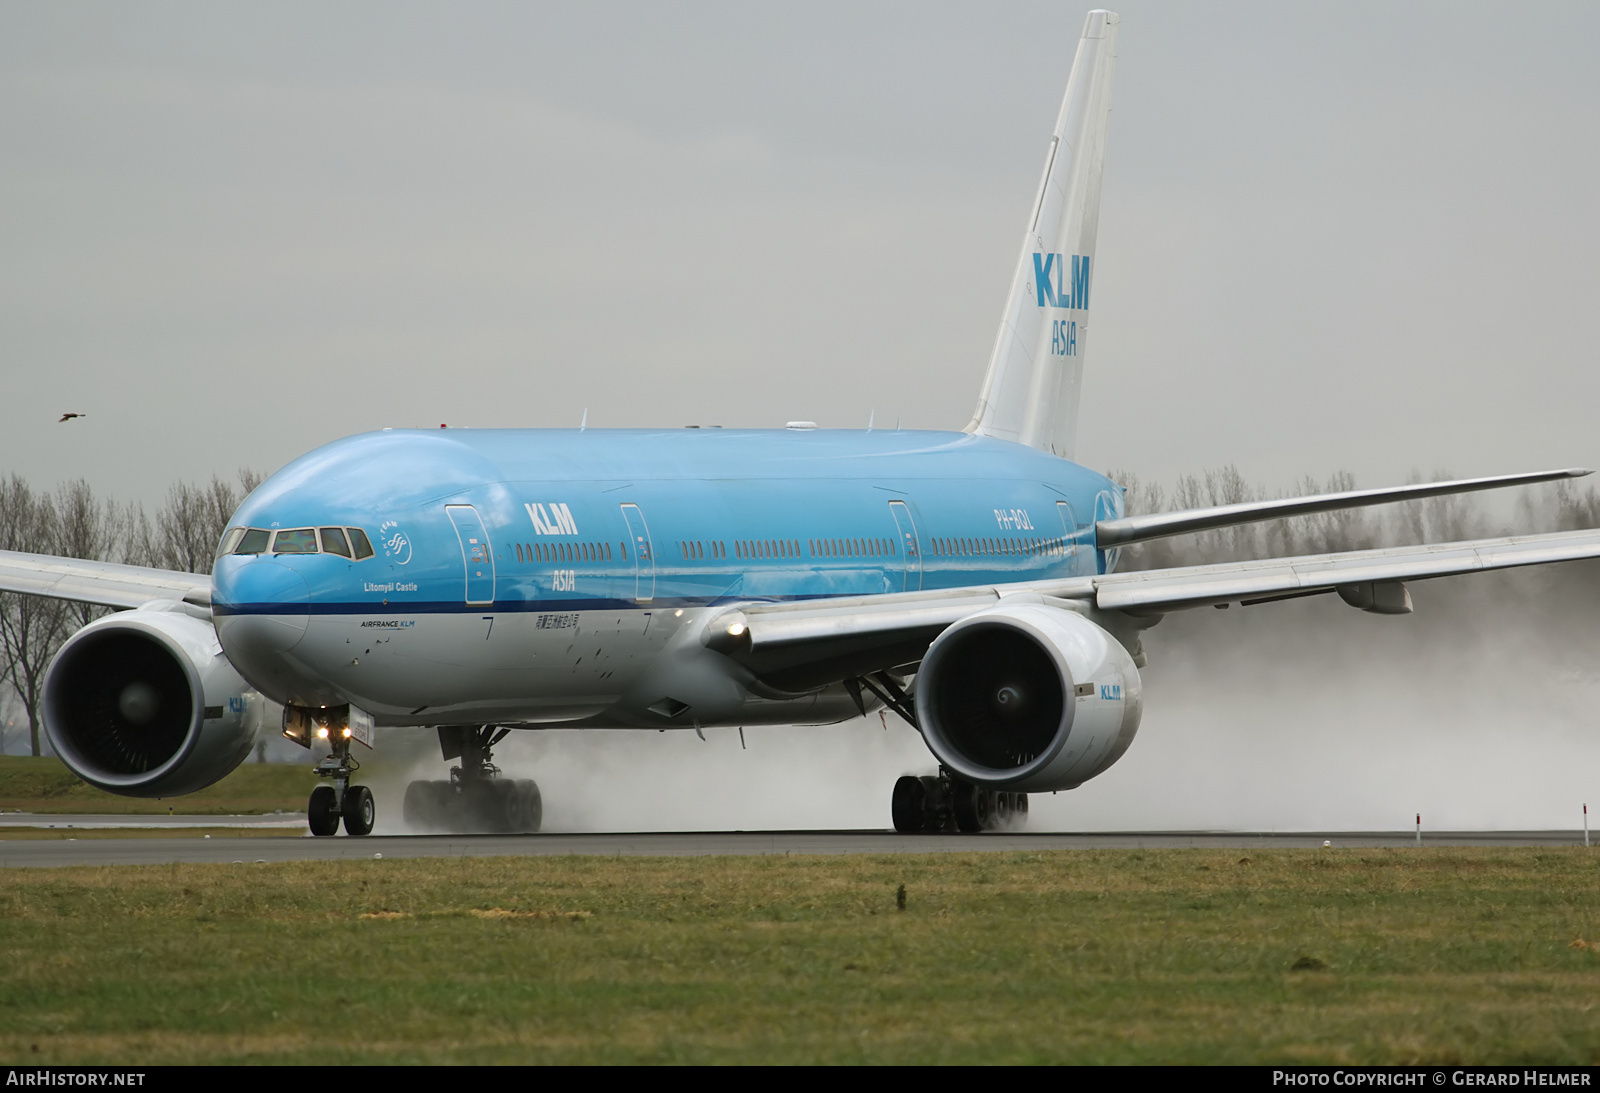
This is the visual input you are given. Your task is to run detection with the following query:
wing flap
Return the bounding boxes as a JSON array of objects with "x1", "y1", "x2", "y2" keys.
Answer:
[{"x1": 0, "y1": 550, "x2": 211, "y2": 610}]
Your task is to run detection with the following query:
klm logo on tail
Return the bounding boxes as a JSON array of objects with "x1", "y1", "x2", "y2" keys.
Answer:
[
  {"x1": 1032, "y1": 253, "x2": 1091, "y2": 310},
  {"x1": 1034, "y1": 253, "x2": 1090, "y2": 359}
]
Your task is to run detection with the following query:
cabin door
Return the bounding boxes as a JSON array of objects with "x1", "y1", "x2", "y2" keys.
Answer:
[
  {"x1": 1055, "y1": 500, "x2": 1079, "y2": 562},
  {"x1": 619, "y1": 503, "x2": 656, "y2": 603},
  {"x1": 888, "y1": 501, "x2": 922, "y2": 592},
  {"x1": 445, "y1": 504, "x2": 496, "y2": 605}
]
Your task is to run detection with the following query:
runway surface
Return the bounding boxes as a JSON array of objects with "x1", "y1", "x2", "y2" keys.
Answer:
[
  {"x1": 0, "y1": 812, "x2": 306, "y2": 829},
  {"x1": 0, "y1": 825, "x2": 1590, "y2": 868}
]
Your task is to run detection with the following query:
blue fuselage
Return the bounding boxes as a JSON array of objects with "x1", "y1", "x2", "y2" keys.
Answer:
[{"x1": 211, "y1": 428, "x2": 1121, "y2": 726}]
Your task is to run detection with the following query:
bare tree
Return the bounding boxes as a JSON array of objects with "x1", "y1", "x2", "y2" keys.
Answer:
[
  {"x1": 52, "y1": 479, "x2": 121, "y2": 629},
  {"x1": 151, "y1": 470, "x2": 262, "y2": 574},
  {"x1": 0, "y1": 476, "x2": 68, "y2": 755}
]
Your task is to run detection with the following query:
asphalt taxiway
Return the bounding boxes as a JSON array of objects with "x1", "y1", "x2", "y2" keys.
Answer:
[{"x1": 0, "y1": 826, "x2": 1590, "y2": 868}]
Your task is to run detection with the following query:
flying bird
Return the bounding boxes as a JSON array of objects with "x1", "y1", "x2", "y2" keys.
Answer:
[{"x1": 58, "y1": 413, "x2": 85, "y2": 422}]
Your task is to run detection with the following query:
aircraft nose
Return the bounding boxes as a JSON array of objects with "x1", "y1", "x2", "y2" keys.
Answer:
[{"x1": 214, "y1": 560, "x2": 311, "y2": 653}]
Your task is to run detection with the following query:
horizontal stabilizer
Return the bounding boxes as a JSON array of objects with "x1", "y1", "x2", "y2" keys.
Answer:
[{"x1": 1095, "y1": 468, "x2": 1590, "y2": 548}]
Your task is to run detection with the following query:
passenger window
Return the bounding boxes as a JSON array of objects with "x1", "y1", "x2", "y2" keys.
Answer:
[
  {"x1": 273, "y1": 529, "x2": 318, "y2": 553},
  {"x1": 320, "y1": 528, "x2": 352, "y2": 558},
  {"x1": 232, "y1": 528, "x2": 269, "y2": 555},
  {"x1": 347, "y1": 528, "x2": 375, "y2": 560}
]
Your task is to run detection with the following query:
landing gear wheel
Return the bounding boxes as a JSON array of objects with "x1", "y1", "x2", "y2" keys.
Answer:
[
  {"x1": 995, "y1": 791, "x2": 1013, "y2": 828},
  {"x1": 510, "y1": 780, "x2": 542, "y2": 833},
  {"x1": 403, "y1": 780, "x2": 433, "y2": 829},
  {"x1": 891, "y1": 776, "x2": 928, "y2": 834},
  {"x1": 308, "y1": 785, "x2": 339, "y2": 837},
  {"x1": 429, "y1": 780, "x2": 455, "y2": 827},
  {"x1": 953, "y1": 782, "x2": 993, "y2": 834},
  {"x1": 458, "y1": 779, "x2": 496, "y2": 832},
  {"x1": 488, "y1": 780, "x2": 518, "y2": 832},
  {"x1": 343, "y1": 784, "x2": 375, "y2": 836}
]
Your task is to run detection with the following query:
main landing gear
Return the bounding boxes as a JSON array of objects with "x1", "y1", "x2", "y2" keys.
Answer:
[
  {"x1": 402, "y1": 725, "x2": 542, "y2": 834},
  {"x1": 307, "y1": 731, "x2": 375, "y2": 837},
  {"x1": 855, "y1": 670, "x2": 1029, "y2": 836},
  {"x1": 891, "y1": 773, "x2": 1028, "y2": 834}
]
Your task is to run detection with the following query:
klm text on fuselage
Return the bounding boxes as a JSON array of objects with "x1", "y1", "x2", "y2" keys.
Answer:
[{"x1": 1035, "y1": 252, "x2": 1089, "y2": 359}]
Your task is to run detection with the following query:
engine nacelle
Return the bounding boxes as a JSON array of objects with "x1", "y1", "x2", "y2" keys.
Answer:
[
  {"x1": 917, "y1": 603, "x2": 1143, "y2": 792},
  {"x1": 43, "y1": 603, "x2": 263, "y2": 797}
]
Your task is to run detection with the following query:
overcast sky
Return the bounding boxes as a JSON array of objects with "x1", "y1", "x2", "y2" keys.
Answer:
[{"x1": 3, "y1": 1, "x2": 1597, "y2": 504}]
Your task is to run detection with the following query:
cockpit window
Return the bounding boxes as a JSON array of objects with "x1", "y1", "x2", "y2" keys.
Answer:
[
  {"x1": 272, "y1": 528, "x2": 319, "y2": 553},
  {"x1": 233, "y1": 528, "x2": 270, "y2": 555},
  {"x1": 231, "y1": 525, "x2": 373, "y2": 559},
  {"x1": 320, "y1": 527, "x2": 352, "y2": 558}
]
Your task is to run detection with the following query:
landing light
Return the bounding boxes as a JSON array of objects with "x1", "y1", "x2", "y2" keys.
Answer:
[
  {"x1": 342, "y1": 728, "x2": 352, "y2": 739},
  {"x1": 727, "y1": 623, "x2": 746, "y2": 637},
  {"x1": 316, "y1": 727, "x2": 329, "y2": 739}
]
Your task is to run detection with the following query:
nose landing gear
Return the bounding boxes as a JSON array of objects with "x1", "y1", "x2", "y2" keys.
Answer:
[
  {"x1": 402, "y1": 725, "x2": 542, "y2": 834},
  {"x1": 285, "y1": 704, "x2": 376, "y2": 837},
  {"x1": 307, "y1": 733, "x2": 374, "y2": 836}
]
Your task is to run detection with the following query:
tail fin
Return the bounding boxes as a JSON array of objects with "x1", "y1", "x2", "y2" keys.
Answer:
[{"x1": 966, "y1": 9, "x2": 1117, "y2": 458}]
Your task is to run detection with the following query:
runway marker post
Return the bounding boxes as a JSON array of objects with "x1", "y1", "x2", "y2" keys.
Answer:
[
  {"x1": 1415, "y1": 813, "x2": 1421, "y2": 846},
  {"x1": 1585, "y1": 804, "x2": 1589, "y2": 848}
]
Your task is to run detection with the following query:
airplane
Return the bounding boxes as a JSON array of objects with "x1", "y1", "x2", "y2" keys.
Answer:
[{"x1": 4, "y1": 8, "x2": 1600, "y2": 838}]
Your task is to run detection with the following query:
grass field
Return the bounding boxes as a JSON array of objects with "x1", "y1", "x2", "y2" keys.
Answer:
[
  {"x1": 0, "y1": 755, "x2": 315, "y2": 815},
  {"x1": 3, "y1": 847, "x2": 1599, "y2": 1064}
]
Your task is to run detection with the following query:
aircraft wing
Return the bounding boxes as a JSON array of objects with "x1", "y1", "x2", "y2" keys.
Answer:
[
  {"x1": 0, "y1": 549, "x2": 211, "y2": 611},
  {"x1": 1095, "y1": 467, "x2": 1589, "y2": 547},
  {"x1": 1089, "y1": 526, "x2": 1600, "y2": 613},
  {"x1": 707, "y1": 527, "x2": 1600, "y2": 689}
]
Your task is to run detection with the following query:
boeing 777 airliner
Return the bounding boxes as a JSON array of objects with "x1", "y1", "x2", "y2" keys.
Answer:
[{"x1": 4, "y1": 10, "x2": 1599, "y2": 837}]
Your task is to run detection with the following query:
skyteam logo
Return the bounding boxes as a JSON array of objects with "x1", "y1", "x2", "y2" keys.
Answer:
[
  {"x1": 378, "y1": 519, "x2": 412, "y2": 565},
  {"x1": 526, "y1": 502, "x2": 578, "y2": 536},
  {"x1": 1032, "y1": 252, "x2": 1091, "y2": 310}
]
